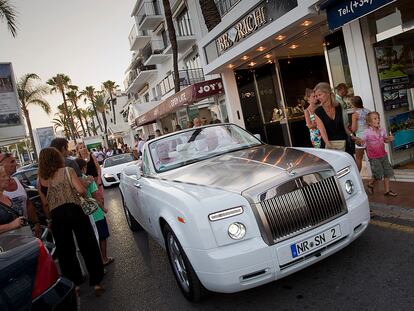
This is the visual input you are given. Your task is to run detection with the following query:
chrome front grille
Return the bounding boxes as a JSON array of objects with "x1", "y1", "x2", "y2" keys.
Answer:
[{"x1": 259, "y1": 176, "x2": 346, "y2": 243}]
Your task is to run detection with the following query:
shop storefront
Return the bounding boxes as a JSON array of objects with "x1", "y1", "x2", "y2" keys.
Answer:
[{"x1": 135, "y1": 78, "x2": 226, "y2": 134}]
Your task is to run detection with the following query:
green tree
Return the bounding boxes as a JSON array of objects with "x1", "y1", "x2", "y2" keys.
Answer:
[
  {"x1": 66, "y1": 86, "x2": 87, "y2": 137},
  {"x1": 47, "y1": 74, "x2": 77, "y2": 141},
  {"x1": 52, "y1": 113, "x2": 70, "y2": 139},
  {"x1": 94, "y1": 93, "x2": 108, "y2": 140},
  {"x1": 80, "y1": 107, "x2": 92, "y2": 136},
  {"x1": 17, "y1": 73, "x2": 51, "y2": 159},
  {"x1": 80, "y1": 86, "x2": 102, "y2": 132},
  {"x1": 0, "y1": 0, "x2": 18, "y2": 37},
  {"x1": 87, "y1": 107, "x2": 99, "y2": 136},
  {"x1": 102, "y1": 80, "x2": 119, "y2": 125},
  {"x1": 162, "y1": 0, "x2": 180, "y2": 92}
]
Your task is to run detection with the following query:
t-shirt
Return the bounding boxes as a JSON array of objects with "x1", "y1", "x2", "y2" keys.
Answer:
[
  {"x1": 83, "y1": 175, "x2": 105, "y2": 222},
  {"x1": 4, "y1": 177, "x2": 28, "y2": 218},
  {"x1": 65, "y1": 157, "x2": 82, "y2": 177},
  {"x1": 363, "y1": 127, "x2": 387, "y2": 159}
]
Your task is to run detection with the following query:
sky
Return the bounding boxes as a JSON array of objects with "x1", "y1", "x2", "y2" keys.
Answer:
[{"x1": 0, "y1": 0, "x2": 133, "y2": 130}]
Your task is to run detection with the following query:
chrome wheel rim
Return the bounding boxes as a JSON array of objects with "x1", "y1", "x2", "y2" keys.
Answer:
[{"x1": 167, "y1": 233, "x2": 190, "y2": 292}]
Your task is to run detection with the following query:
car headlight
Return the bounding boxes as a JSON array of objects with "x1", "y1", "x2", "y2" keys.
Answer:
[
  {"x1": 228, "y1": 222, "x2": 246, "y2": 240},
  {"x1": 104, "y1": 173, "x2": 114, "y2": 178},
  {"x1": 345, "y1": 180, "x2": 354, "y2": 194},
  {"x1": 208, "y1": 206, "x2": 243, "y2": 221}
]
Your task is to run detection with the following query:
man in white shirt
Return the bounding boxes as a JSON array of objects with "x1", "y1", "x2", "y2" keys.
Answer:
[{"x1": 137, "y1": 137, "x2": 146, "y2": 159}]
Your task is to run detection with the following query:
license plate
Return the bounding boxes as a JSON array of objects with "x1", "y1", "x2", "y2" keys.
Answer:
[{"x1": 290, "y1": 225, "x2": 341, "y2": 258}]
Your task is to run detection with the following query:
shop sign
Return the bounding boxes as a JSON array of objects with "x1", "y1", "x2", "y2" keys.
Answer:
[
  {"x1": 322, "y1": 0, "x2": 395, "y2": 30},
  {"x1": 135, "y1": 78, "x2": 224, "y2": 127},
  {"x1": 213, "y1": 0, "x2": 298, "y2": 56}
]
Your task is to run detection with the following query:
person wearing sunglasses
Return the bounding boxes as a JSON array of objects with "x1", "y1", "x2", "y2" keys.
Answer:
[{"x1": 0, "y1": 152, "x2": 41, "y2": 237}]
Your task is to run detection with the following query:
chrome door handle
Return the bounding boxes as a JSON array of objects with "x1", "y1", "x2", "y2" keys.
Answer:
[{"x1": 134, "y1": 183, "x2": 142, "y2": 189}]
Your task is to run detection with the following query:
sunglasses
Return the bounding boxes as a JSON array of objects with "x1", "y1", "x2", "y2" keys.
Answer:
[{"x1": 0, "y1": 152, "x2": 13, "y2": 164}]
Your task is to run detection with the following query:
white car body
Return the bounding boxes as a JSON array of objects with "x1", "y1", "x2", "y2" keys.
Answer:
[
  {"x1": 101, "y1": 153, "x2": 138, "y2": 187},
  {"x1": 119, "y1": 124, "x2": 369, "y2": 300}
]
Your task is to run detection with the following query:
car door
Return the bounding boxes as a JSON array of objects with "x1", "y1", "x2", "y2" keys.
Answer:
[{"x1": 122, "y1": 165, "x2": 145, "y2": 228}]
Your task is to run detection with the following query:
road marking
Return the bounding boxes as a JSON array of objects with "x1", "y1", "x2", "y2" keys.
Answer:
[{"x1": 371, "y1": 219, "x2": 414, "y2": 234}]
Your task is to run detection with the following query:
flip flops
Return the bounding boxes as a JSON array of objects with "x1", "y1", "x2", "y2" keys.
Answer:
[
  {"x1": 384, "y1": 190, "x2": 397, "y2": 197},
  {"x1": 367, "y1": 183, "x2": 374, "y2": 195},
  {"x1": 103, "y1": 257, "x2": 114, "y2": 267}
]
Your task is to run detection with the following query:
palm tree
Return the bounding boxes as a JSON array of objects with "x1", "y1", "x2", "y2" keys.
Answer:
[
  {"x1": 17, "y1": 73, "x2": 51, "y2": 159},
  {"x1": 87, "y1": 108, "x2": 98, "y2": 136},
  {"x1": 80, "y1": 86, "x2": 102, "y2": 132},
  {"x1": 0, "y1": 0, "x2": 18, "y2": 37},
  {"x1": 162, "y1": 0, "x2": 180, "y2": 92},
  {"x1": 199, "y1": 0, "x2": 221, "y2": 31},
  {"x1": 94, "y1": 93, "x2": 108, "y2": 139},
  {"x1": 102, "y1": 80, "x2": 119, "y2": 124},
  {"x1": 66, "y1": 86, "x2": 87, "y2": 137},
  {"x1": 47, "y1": 74, "x2": 77, "y2": 141},
  {"x1": 52, "y1": 113, "x2": 70, "y2": 139},
  {"x1": 80, "y1": 108, "x2": 92, "y2": 136}
]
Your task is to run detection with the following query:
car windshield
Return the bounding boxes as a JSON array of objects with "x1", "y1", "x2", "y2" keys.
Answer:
[
  {"x1": 149, "y1": 124, "x2": 262, "y2": 173},
  {"x1": 103, "y1": 153, "x2": 135, "y2": 168}
]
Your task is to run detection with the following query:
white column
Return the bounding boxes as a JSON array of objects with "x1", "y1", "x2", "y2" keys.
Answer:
[{"x1": 221, "y1": 69, "x2": 245, "y2": 128}]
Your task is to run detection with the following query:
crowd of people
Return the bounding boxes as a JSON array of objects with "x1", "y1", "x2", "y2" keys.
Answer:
[
  {"x1": 0, "y1": 137, "x2": 116, "y2": 297},
  {"x1": 304, "y1": 82, "x2": 396, "y2": 197}
]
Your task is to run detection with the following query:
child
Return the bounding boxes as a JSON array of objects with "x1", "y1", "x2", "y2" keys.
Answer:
[
  {"x1": 363, "y1": 112, "x2": 396, "y2": 196},
  {"x1": 350, "y1": 96, "x2": 370, "y2": 171},
  {"x1": 75, "y1": 158, "x2": 114, "y2": 266}
]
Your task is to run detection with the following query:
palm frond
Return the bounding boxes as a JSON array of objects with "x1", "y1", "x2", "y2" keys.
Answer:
[
  {"x1": 0, "y1": 0, "x2": 18, "y2": 37},
  {"x1": 30, "y1": 99, "x2": 51, "y2": 115}
]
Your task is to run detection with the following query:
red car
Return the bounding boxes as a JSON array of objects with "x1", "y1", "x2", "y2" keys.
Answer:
[{"x1": 0, "y1": 227, "x2": 76, "y2": 310}]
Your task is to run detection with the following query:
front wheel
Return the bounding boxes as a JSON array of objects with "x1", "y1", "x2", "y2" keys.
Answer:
[
  {"x1": 163, "y1": 224, "x2": 206, "y2": 302},
  {"x1": 121, "y1": 195, "x2": 142, "y2": 232}
]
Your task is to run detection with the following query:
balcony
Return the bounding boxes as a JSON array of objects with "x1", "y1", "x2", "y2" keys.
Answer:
[
  {"x1": 142, "y1": 40, "x2": 171, "y2": 66},
  {"x1": 128, "y1": 24, "x2": 151, "y2": 51},
  {"x1": 125, "y1": 64, "x2": 157, "y2": 93},
  {"x1": 136, "y1": 1, "x2": 163, "y2": 31},
  {"x1": 164, "y1": 19, "x2": 197, "y2": 54},
  {"x1": 158, "y1": 68, "x2": 205, "y2": 97}
]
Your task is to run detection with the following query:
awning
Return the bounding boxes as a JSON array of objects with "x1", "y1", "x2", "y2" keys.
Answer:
[
  {"x1": 135, "y1": 78, "x2": 224, "y2": 127},
  {"x1": 320, "y1": 0, "x2": 395, "y2": 30}
]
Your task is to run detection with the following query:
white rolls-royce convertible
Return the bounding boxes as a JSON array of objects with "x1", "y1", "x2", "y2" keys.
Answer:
[{"x1": 119, "y1": 124, "x2": 369, "y2": 301}]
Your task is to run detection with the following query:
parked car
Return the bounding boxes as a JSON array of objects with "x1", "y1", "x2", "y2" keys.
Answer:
[
  {"x1": 0, "y1": 227, "x2": 76, "y2": 310},
  {"x1": 119, "y1": 123, "x2": 370, "y2": 301},
  {"x1": 101, "y1": 153, "x2": 138, "y2": 187},
  {"x1": 13, "y1": 166, "x2": 38, "y2": 188}
]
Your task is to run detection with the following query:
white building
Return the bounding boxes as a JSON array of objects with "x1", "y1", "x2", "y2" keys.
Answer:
[
  {"x1": 197, "y1": 0, "x2": 414, "y2": 180},
  {"x1": 124, "y1": 0, "x2": 228, "y2": 141}
]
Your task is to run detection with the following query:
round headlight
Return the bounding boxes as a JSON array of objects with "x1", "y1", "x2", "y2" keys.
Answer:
[
  {"x1": 345, "y1": 180, "x2": 354, "y2": 194},
  {"x1": 228, "y1": 222, "x2": 246, "y2": 240}
]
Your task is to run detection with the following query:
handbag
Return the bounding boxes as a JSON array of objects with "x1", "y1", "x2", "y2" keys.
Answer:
[
  {"x1": 326, "y1": 140, "x2": 346, "y2": 151},
  {"x1": 65, "y1": 168, "x2": 99, "y2": 215}
]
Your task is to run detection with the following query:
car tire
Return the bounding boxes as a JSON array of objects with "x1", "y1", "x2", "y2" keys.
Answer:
[
  {"x1": 121, "y1": 195, "x2": 142, "y2": 232},
  {"x1": 163, "y1": 224, "x2": 207, "y2": 302}
]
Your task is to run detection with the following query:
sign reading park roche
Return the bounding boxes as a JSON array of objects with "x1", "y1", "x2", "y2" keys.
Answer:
[
  {"x1": 135, "y1": 78, "x2": 224, "y2": 127},
  {"x1": 208, "y1": 0, "x2": 298, "y2": 59}
]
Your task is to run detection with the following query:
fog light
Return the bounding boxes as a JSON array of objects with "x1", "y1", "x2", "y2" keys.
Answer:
[
  {"x1": 345, "y1": 180, "x2": 354, "y2": 194},
  {"x1": 228, "y1": 222, "x2": 246, "y2": 240}
]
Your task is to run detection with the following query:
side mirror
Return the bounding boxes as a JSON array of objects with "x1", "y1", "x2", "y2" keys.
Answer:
[
  {"x1": 254, "y1": 134, "x2": 261, "y2": 140},
  {"x1": 123, "y1": 164, "x2": 141, "y2": 178}
]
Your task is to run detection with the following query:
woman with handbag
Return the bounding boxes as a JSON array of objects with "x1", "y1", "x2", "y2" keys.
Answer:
[
  {"x1": 37, "y1": 147, "x2": 105, "y2": 297},
  {"x1": 314, "y1": 82, "x2": 359, "y2": 155}
]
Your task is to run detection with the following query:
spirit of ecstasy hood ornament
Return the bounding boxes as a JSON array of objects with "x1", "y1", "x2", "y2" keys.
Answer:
[{"x1": 285, "y1": 162, "x2": 296, "y2": 176}]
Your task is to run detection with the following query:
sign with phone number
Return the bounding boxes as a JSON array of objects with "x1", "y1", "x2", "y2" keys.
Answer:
[{"x1": 322, "y1": 0, "x2": 395, "y2": 30}]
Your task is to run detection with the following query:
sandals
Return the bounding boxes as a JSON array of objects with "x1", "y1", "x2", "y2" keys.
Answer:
[
  {"x1": 384, "y1": 190, "x2": 397, "y2": 197},
  {"x1": 367, "y1": 183, "x2": 374, "y2": 195}
]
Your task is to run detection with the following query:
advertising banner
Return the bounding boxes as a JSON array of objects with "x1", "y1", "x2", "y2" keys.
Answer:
[{"x1": 0, "y1": 63, "x2": 26, "y2": 144}]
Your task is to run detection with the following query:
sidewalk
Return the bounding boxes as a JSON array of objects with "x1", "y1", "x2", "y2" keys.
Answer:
[{"x1": 363, "y1": 179, "x2": 414, "y2": 221}]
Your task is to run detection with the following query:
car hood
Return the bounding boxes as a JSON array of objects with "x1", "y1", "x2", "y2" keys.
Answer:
[
  {"x1": 160, "y1": 145, "x2": 332, "y2": 194},
  {"x1": 102, "y1": 161, "x2": 139, "y2": 175}
]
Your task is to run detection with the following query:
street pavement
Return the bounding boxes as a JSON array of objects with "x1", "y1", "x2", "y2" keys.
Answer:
[{"x1": 79, "y1": 186, "x2": 414, "y2": 311}]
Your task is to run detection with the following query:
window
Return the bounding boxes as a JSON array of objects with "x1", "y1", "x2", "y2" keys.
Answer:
[{"x1": 176, "y1": 8, "x2": 193, "y2": 36}]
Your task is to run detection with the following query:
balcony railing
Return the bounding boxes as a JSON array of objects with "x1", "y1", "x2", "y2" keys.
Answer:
[
  {"x1": 214, "y1": 0, "x2": 241, "y2": 17},
  {"x1": 125, "y1": 64, "x2": 157, "y2": 89},
  {"x1": 142, "y1": 40, "x2": 169, "y2": 63},
  {"x1": 175, "y1": 18, "x2": 194, "y2": 37},
  {"x1": 158, "y1": 68, "x2": 205, "y2": 97},
  {"x1": 128, "y1": 25, "x2": 149, "y2": 48},
  {"x1": 137, "y1": 1, "x2": 161, "y2": 26}
]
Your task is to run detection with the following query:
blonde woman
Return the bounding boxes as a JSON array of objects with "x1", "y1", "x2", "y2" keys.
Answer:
[
  {"x1": 304, "y1": 88, "x2": 321, "y2": 148},
  {"x1": 314, "y1": 82, "x2": 358, "y2": 154}
]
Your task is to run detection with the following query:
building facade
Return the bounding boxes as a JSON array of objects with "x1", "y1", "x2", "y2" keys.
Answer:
[
  {"x1": 124, "y1": 0, "x2": 228, "y2": 142},
  {"x1": 198, "y1": 0, "x2": 414, "y2": 179}
]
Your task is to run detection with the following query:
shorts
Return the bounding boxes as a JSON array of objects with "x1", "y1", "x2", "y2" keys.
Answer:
[
  {"x1": 95, "y1": 218, "x2": 110, "y2": 241},
  {"x1": 369, "y1": 155, "x2": 394, "y2": 180}
]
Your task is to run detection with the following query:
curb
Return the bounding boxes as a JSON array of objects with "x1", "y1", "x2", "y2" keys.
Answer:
[{"x1": 369, "y1": 202, "x2": 414, "y2": 222}]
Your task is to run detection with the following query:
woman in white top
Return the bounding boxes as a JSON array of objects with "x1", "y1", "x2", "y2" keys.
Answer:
[{"x1": 350, "y1": 96, "x2": 370, "y2": 171}]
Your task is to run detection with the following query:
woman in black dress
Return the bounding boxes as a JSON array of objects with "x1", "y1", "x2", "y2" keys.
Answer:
[{"x1": 314, "y1": 82, "x2": 357, "y2": 154}]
